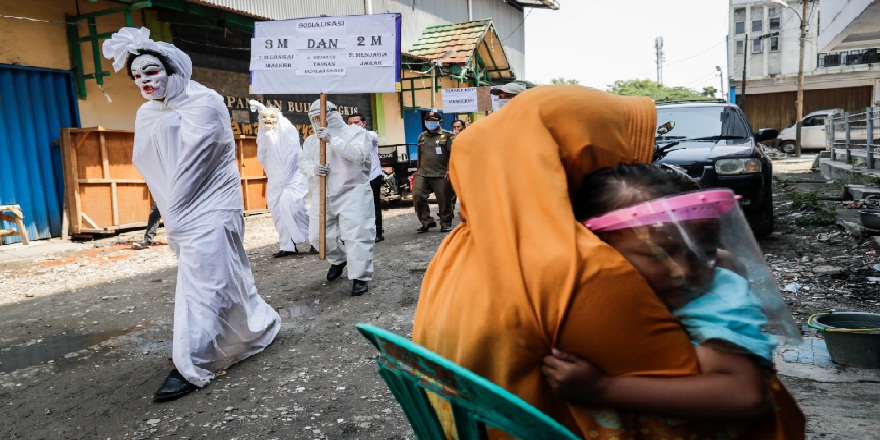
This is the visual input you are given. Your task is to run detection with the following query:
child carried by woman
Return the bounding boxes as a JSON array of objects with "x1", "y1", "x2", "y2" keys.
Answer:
[{"x1": 543, "y1": 163, "x2": 804, "y2": 437}]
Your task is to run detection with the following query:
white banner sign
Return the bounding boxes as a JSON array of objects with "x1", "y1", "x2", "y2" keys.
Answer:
[
  {"x1": 441, "y1": 88, "x2": 479, "y2": 113},
  {"x1": 250, "y1": 13, "x2": 401, "y2": 94}
]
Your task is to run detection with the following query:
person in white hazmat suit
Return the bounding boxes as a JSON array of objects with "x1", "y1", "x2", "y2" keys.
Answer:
[
  {"x1": 249, "y1": 100, "x2": 313, "y2": 258},
  {"x1": 299, "y1": 100, "x2": 375, "y2": 296},
  {"x1": 102, "y1": 27, "x2": 280, "y2": 401}
]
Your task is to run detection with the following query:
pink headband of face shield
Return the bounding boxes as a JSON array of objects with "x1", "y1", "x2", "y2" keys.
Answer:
[{"x1": 583, "y1": 189, "x2": 741, "y2": 232}]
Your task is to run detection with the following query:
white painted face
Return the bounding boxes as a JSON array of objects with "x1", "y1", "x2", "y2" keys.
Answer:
[
  {"x1": 130, "y1": 54, "x2": 168, "y2": 100},
  {"x1": 260, "y1": 110, "x2": 279, "y2": 131}
]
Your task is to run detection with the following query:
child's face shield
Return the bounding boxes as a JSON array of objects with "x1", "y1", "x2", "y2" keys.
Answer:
[{"x1": 584, "y1": 189, "x2": 801, "y2": 343}]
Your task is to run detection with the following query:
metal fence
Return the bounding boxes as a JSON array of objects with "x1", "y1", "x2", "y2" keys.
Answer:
[
  {"x1": 817, "y1": 48, "x2": 880, "y2": 68},
  {"x1": 828, "y1": 107, "x2": 880, "y2": 168}
]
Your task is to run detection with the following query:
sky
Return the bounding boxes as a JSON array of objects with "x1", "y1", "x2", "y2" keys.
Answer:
[{"x1": 524, "y1": 0, "x2": 729, "y2": 93}]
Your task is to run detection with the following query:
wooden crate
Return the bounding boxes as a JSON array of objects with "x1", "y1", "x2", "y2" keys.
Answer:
[
  {"x1": 235, "y1": 136, "x2": 269, "y2": 215},
  {"x1": 60, "y1": 127, "x2": 268, "y2": 236}
]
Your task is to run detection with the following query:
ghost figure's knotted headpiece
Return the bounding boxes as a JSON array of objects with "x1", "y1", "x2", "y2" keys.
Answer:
[{"x1": 102, "y1": 27, "x2": 193, "y2": 107}]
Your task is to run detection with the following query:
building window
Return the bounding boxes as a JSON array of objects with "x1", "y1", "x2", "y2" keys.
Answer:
[
  {"x1": 752, "y1": 39, "x2": 763, "y2": 53},
  {"x1": 769, "y1": 17, "x2": 780, "y2": 30},
  {"x1": 752, "y1": 19, "x2": 763, "y2": 33},
  {"x1": 770, "y1": 36, "x2": 779, "y2": 52},
  {"x1": 736, "y1": 40, "x2": 744, "y2": 55},
  {"x1": 734, "y1": 8, "x2": 745, "y2": 34}
]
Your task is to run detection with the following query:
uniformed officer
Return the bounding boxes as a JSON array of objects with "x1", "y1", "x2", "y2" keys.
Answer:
[{"x1": 413, "y1": 111, "x2": 454, "y2": 233}]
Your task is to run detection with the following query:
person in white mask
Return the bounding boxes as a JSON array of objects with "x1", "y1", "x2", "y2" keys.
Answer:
[
  {"x1": 346, "y1": 112, "x2": 384, "y2": 243},
  {"x1": 249, "y1": 100, "x2": 313, "y2": 258},
  {"x1": 102, "y1": 27, "x2": 280, "y2": 401},
  {"x1": 299, "y1": 100, "x2": 375, "y2": 296},
  {"x1": 491, "y1": 82, "x2": 527, "y2": 109}
]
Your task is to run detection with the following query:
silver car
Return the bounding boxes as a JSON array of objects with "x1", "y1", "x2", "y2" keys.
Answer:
[{"x1": 776, "y1": 109, "x2": 842, "y2": 153}]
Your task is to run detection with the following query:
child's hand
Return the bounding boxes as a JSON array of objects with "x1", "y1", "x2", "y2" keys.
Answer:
[{"x1": 542, "y1": 348, "x2": 605, "y2": 403}]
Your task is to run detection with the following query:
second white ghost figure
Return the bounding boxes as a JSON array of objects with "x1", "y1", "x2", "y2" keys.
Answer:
[{"x1": 250, "y1": 100, "x2": 311, "y2": 257}]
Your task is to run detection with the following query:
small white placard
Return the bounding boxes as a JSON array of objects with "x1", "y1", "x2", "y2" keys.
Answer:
[{"x1": 442, "y1": 87, "x2": 479, "y2": 113}]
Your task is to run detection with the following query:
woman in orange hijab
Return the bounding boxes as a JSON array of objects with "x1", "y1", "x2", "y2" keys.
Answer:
[{"x1": 411, "y1": 85, "x2": 802, "y2": 439}]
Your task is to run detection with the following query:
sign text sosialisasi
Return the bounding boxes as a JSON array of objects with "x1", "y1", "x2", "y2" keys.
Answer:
[{"x1": 250, "y1": 18, "x2": 394, "y2": 74}]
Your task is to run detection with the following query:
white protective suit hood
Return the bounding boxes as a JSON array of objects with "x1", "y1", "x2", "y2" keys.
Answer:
[
  {"x1": 300, "y1": 100, "x2": 372, "y2": 196},
  {"x1": 307, "y1": 99, "x2": 362, "y2": 141}
]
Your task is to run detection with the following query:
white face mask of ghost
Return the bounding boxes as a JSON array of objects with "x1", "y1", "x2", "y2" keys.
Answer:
[
  {"x1": 260, "y1": 110, "x2": 279, "y2": 131},
  {"x1": 130, "y1": 54, "x2": 169, "y2": 100}
]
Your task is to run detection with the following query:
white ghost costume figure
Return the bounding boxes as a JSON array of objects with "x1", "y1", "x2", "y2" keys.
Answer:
[
  {"x1": 299, "y1": 100, "x2": 375, "y2": 281},
  {"x1": 249, "y1": 100, "x2": 310, "y2": 252},
  {"x1": 102, "y1": 27, "x2": 280, "y2": 388}
]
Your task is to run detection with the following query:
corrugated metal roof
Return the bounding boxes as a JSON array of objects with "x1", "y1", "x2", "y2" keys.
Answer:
[{"x1": 184, "y1": 0, "x2": 366, "y2": 21}]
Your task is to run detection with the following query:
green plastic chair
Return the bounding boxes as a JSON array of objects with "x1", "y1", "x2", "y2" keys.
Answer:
[{"x1": 356, "y1": 324, "x2": 580, "y2": 440}]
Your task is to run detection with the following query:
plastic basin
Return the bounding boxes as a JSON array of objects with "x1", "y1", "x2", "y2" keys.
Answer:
[
  {"x1": 859, "y1": 209, "x2": 880, "y2": 229},
  {"x1": 807, "y1": 312, "x2": 880, "y2": 368}
]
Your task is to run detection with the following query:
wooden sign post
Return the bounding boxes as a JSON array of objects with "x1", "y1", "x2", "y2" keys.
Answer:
[{"x1": 318, "y1": 93, "x2": 327, "y2": 260}]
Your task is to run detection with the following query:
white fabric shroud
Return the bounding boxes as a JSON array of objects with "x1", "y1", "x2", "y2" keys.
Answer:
[
  {"x1": 108, "y1": 29, "x2": 280, "y2": 387},
  {"x1": 252, "y1": 102, "x2": 310, "y2": 251},
  {"x1": 299, "y1": 105, "x2": 375, "y2": 280}
]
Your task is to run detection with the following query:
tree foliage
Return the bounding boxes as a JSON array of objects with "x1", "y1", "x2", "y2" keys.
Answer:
[
  {"x1": 607, "y1": 79, "x2": 716, "y2": 102},
  {"x1": 550, "y1": 77, "x2": 580, "y2": 85}
]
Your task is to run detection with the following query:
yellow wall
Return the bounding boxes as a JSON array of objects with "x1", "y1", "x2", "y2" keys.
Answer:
[
  {"x1": 1, "y1": 0, "x2": 75, "y2": 70},
  {"x1": 399, "y1": 70, "x2": 474, "y2": 112},
  {"x1": 1, "y1": 0, "x2": 146, "y2": 130},
  {"x1": 381, "y1": 92, "x2": 406, "y2": 145},
  {"x1": 0, "y1": 2, "x2": 478, "y2": 135}
]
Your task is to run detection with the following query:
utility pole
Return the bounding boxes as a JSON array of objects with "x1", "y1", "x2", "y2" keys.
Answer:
[
  {"x1": 795, "y1": 0, "x2": 810, "y2": 157},
  {"x1": 741, "y1": 34, "x2": 748, "y2": 112},
  {"x1": 655, "y1": 37, "x2": 664, "y2": 84},
  {"x1": 716, "y1": 65, "x2": 724, "y2": 100}
]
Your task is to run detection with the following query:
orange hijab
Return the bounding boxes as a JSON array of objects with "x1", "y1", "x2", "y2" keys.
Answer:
[{"x1": 412, "y1": 85, "x2": 800, "y2": 438}]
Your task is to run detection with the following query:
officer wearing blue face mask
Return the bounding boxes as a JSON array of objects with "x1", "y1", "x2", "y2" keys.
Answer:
[{"x1": 413, "y1": 111, "x2": 455, "y2": 233}]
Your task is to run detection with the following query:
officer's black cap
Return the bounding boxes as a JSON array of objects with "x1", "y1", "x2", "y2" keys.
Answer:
[{"x1": 423, "y1": 111, "x2": 442, "y2": 121}]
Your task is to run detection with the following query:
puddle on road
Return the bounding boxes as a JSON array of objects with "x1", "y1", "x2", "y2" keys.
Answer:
[
  {"x1": 277, "y1": 300, "x2": 321, "y2": 320},
  {"x1": 0, "y1": 327, "x2": 139, "y2": 374}
]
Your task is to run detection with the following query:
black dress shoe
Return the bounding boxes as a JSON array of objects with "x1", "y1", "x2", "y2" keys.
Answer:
[
  {"x1": 154, "y1": 369, "x2": 198, "y2": 402},
  {"x1": 308, "y1": 246, "x2": 318, "y2": 254},
  {"x1": 375, "y1": 233, "x2": 385, "y2": 243},
  {"x1": 272, "y1": 250, "x2": 296, "y2": 258},
  {"x1": 416, "y1": 222, "x2": 437, "y2": 233},
  {"x1": 351, "y1": 280, "x2": 369, "y2": 296},
  {"x1": 440, "y1": 225, "x2": 452, "y2": 232},
  {"x1": 327, "y1": 261, "x2": 347, "y2": 281}
]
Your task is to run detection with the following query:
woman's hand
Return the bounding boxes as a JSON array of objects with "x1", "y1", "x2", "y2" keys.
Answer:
[{"x1": 542, "y1": 348, "x2": 605, "y2": 403}]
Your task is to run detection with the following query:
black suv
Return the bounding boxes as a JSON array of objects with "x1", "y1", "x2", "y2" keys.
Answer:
[{"x1": 654, "y1": 101, "x2": 778, "y2": 236}]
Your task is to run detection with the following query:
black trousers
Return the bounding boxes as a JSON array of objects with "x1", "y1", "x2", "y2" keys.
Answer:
[
  {"x1": 369, "y1": 175, "x2": 384, "y2": 234},
  {"x1": 143, "y1": 200, "x2": 162, "y2": 243}
]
